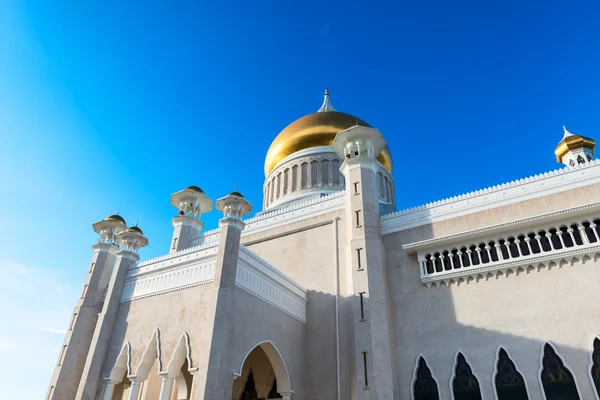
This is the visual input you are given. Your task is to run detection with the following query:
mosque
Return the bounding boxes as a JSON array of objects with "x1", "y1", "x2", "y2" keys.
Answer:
[{"x1": 47, "y1": 89, "x2": 600, "y2": 400}]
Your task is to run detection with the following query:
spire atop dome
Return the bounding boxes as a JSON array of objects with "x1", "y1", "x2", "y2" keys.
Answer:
[
  {"x1": 317, "y1": 86, "x2": 336, "y2": 112},
  {"x1": 563, "y1": 125, "x2": 574, "y2": 138}
]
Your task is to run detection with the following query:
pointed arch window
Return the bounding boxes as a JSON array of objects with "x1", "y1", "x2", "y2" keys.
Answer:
[
  {"x1": 577, "y1": 155, "x2": 586, "y2": 164},
  {"x1": 414, "y1": 357, "x2": 439, "y2": 400},
  {"x1": 591, "y1": 338, "x2": 600, "y2": 396},
  {"x1": 495, "y1": 348, "x2": 528, "y2": 400},
  {"x1": 453, "y1": 353, "x2": 482, "y2": 400},
  {"x1": 541, "y1": 343, "x2": 579, "y2": 400}
]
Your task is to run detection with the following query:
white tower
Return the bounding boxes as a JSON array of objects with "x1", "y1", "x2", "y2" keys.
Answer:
[
  {"x1": 170, "y1": 185, "x2": 213, "y2": 252},
  {"x1": 333, "y1": 125, "x2": 397, "y2": 399},
  {"x1": 555, "y1": 125, "x2": 596, "y2": 166}
]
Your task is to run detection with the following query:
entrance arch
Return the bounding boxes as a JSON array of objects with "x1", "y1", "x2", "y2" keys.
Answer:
[{"x1": 232, "y1": 341, "x2": 292, "y2": 400}]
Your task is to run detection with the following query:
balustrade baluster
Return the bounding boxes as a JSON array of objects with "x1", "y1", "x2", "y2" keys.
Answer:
[
  {"x1": 578, "y1": 225, "x2": 590, "y2": 244},
  {"x1": 484, "y1": 245, "x2": 492, "y2": 263},
  {"x1": 566, "y1": 228, "x2": 576, "y2": 246},
  {"x1": 439, "y1": 254, "x2": 446, "y2": 271},
  {"x1": 524, "y1": 237, "x2": 533, "y2": 254},
  {"x1": 475, "y1": 247, "x2": 482, "y2": 265},
  {"x1": 431, "y1": 255, "x2": 438, "y2": 273},
  {"x1": 514, "y1": 239, "x2": 522, "y2": 257},
  {"x1": 556, "y1": 230, "x2": 566, "y2": 248},
  {"x1": 545, "y1": 232, "x2": 556, "y2": 250},
  {"x1": 534, "y1": 234, "x2": 543, "y2": 252},
  {"x1": 466, "y1": 249, "x2": 473, "y2": 266},
  {"x1": 449, "y1": 253, "x2": 456, "y2": 269},
  {"x1": 590, "y1": 223, "x2": 600, "y2": 242},
  {"x1": 495, "y1": 243, "x2": 504, "y2": 261},
  {"x1": 457, "y1": 251, "x2": 464, "y2": 267}
]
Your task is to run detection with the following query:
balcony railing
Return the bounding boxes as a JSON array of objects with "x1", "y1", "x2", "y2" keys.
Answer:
[{"x1": 418, "y1": 217, "x2": 600, "y2": 284}]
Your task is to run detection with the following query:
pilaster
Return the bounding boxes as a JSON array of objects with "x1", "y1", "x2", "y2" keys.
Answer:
[
  {"x1": 75, "y1": 249, "x2": 140, "y2": 400},
  {"x1": 48, "y1": 242, "x2": 118, "y2": 400},
  {"x1": 194, "y1": 217, "x2": 245, "y2": 399}
]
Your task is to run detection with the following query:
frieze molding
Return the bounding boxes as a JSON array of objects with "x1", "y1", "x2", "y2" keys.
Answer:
[{"x1": 382, "y1": 160, "x2": 600, "y2": 234}]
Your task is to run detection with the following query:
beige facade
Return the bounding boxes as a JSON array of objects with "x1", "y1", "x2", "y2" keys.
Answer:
[{"x1": 47, "y1": 92, "x2": 600, "y2": 399}]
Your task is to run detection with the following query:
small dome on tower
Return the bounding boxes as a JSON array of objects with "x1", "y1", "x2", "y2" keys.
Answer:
[
  {"x1": 125, "y1": 226, "x2": 144, "y2": 236},
  {"x1": 229, "y1": 191, "x2": 244, "y2": 198},
  {"x1": 186, "y1": 185, "x2": 204, "y2": 193},
  {"x1": 105, "y1": 214, "x2": 126, "y2": 225},
  {"x1": 555, "y1": 126, "x2": 596, "y2": 163}
]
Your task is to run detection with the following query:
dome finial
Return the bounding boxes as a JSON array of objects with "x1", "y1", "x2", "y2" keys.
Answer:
[
  {"x1": 318, "y1": 86, "x2": 336, "y2": 112},
  {"x1": 563, "y1": 124, "x2": 573, "y2": 138}
]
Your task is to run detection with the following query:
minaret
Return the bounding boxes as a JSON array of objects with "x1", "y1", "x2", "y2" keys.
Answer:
[
  {"x1": 555, "y1": 125, "x2": 596, "y2": 166},
  {"x1": 47, "y1": 214, "x2": 127, "y2": 400},
  {"x1": 75, "y1": 224, "x2": 148, "y2": 399},
  {"x1": 195, "y1": 191, "x2": 252, "y2": 399},
  {"x1": 170, "y1": 185, "x2": 213, "y2": 252},
  {"x1": 332, "y1": 126, "x2": 397, "y2": 399}
]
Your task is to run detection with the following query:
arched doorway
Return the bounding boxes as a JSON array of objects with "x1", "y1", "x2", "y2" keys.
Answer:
[{"x1": 232, "y1": 342, "x2": 291, "y2": 400}]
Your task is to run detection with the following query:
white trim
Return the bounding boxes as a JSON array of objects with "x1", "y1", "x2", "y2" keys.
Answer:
[
  {"x1": 382, "y1": 160, "x2": 600, "y2": 235},
  {"x1": 538, "y1": 341, "x2": 583, "y2": 400},
  {"x1": 491, "y1": 346, "x2": 531, "y2": 400},
  {"x1": 232, "y1": 340, "x2": 293, "y2": 394},
  {"x1": 588, "y1": 336, "x2": 600, "y2": 400},
  {"x1": 131, "y1": 328, "x2": 162, "y2": 379},
  {"x1": 410, "y1": 354, "x2": 441, "y2": 400}
]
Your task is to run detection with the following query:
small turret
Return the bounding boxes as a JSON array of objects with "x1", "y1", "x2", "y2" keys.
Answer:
[
  {"x1": 169, "y1": 186, "x2": 213, "y2": 252},
  {"x1": 92, "y1": 214, "x2": 128, "y2": 245},
  {"x1": 216, "y1": 191, "x2": 253, "y2": 220},
  {"x1": 555, "y1": 125, "x2": 596, "y2": 166}
]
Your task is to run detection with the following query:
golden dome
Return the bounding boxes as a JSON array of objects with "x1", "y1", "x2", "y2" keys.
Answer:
[
  {"x1": 555, "y1": 126, "x2": 595, "y2": 163},
  {"x1": 105, "y1": 214, "x2": 126, "y2": 225},
  {"x1": 229, "y1": 191, "x2": 244, "y2": 198},
  {"x1": 264, "y1": 90, "x2": 393, "y2": 176},
  {"x1": 126, "y1": 226, "x2": 144, "y2": 236}
]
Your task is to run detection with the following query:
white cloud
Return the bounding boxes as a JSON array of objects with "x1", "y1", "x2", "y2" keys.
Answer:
[
  {"x1": 0, "y1": 260, "x2": 78, "y2": 399},
  {"x1": 36, "y1": 327, "x2": 68, "y2": 335},
  {"x1": 0, "y1": 338, "x2": 18, "y2": 353}
]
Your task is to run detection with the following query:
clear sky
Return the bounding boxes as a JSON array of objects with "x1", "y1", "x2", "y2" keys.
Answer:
[{"x1": 1, "y1": 0, "x2": 599, "y2": 398}]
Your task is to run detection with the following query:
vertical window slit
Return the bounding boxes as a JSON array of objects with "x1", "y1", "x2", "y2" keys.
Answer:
[
  {"x1": 359, "y1": 292, "x2": 365, "y2": 320},
  {"x1": 357, "y1": 248, "x2": 363, "y2": 270},
  {"x1": 362, "y1": 352, "x2": 369, "y2": 388},
  {"x1": 355, "y1": 210, "x2": 362, "y2": 227}
]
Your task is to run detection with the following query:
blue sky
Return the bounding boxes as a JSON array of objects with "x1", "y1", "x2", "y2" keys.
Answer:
[{"x1": 1, "y1": 0, "x2": 599, "y2": 397}]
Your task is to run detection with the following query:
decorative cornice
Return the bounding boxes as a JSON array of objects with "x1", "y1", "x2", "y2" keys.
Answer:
[
  {"x1": 421, "y1": 246, "x2": 600, "y2": 289},
  {"x1": 382, "y1": 160, "x2": 600, "y2": 234},
  {"x1": 121, "y1": 259, "x2": 217, "y2": 302},
  {"x1": 191, "y1": 191, "x2": 345, "y2": 244},
  {"x1": 403, "y1": 201, "x2": 600, "y2": 252},
  {"x1": 131, "y1": 236, "x2": 220, "y2": 271}
]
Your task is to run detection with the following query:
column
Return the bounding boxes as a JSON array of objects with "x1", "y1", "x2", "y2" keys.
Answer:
[
  {"x1": 281, "y1": 391, "x2": 294, "y2": 400},
  {"x1": 159, "y1": 376, "x2": 175, "y2": 400},
  {"x1": 128, "y1": 380, "x2": 142, "y2": 400},
  {"x1": 101, "y1": 382, "x2": 116, "y2": 400},
  {"x1": 194, "y1": 217, "x2": 246, "y2": 399}
]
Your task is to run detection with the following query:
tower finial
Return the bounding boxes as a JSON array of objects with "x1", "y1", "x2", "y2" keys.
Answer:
[
  {"x1": 318, "y1": 86, "x2": 336, "y2": 112},
  {"x1": 563, "y1": 124, "x2": 572, "y2": 137}
]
